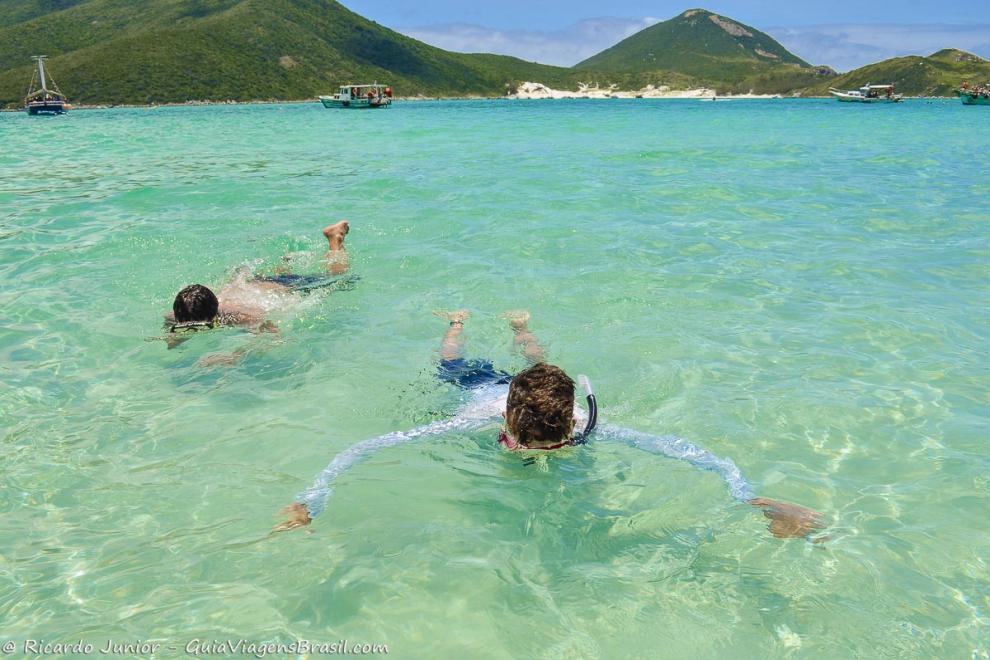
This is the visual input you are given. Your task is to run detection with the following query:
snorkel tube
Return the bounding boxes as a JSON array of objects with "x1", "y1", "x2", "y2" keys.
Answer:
[{"x1": 572, "y1": 375, "x2": 598, "y2": 445}]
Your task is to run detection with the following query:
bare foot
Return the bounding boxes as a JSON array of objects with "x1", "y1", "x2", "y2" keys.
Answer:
[
  {"x1": 272, "y1": 503, "x2": 312, "y2": 533},
  {"x1": 322, "y1": 220, "x2": 350, "y2": 251},
  {"x1": 748, "y1": 498, "x2": 827, "y2": 539},
  {"x1": 501, "y1": 309, "x2": 531, "y2": 330},
  {"x1": 434, "y1": 309, "x2": 470, "y2": 324}
]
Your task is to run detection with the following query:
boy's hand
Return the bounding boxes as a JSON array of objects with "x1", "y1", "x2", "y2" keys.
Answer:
[
  {"x1": 165, "y1": 334, "x2": 190, "y2": 350},
  {"x1": 198, "y1": 346, "x2": 251, "y2": 368},
  {"x1": 198, "y1": 352, "x2": 244, "y2": 368},
  {"x1": 748, "y1": 497, "x2": 827, "y2": 539},
  {"x1": 272, "y1": 503, "x2": 312, "y2": 533}
]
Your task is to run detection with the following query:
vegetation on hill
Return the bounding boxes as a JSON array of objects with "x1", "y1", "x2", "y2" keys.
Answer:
[
  {"x1": 0, "y1": 1, "x2": 981, "y2": 105},
  {"x1": 575, "y1": 8, "x2": 835, "y2": 94},
  {"x1": 578, "y1": 9, "x2": 808, "y2": 71},
  {"x1": 0, "y1": 0, "x2": 88, "y2": 28},
  {"x1": 0, "y1": 0, "x2": 578, "y2": 106},
  {"x1": 801, "y1": 49, "x2": 990, "y2": 97}
]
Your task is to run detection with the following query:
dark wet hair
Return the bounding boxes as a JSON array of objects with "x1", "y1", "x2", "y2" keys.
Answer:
[
  {"x1": 506, "y1": 363, "x2": 575, "y2": 447},
  {"x1": 173, "y1": 284, "x2": 219, "y2": 323}
]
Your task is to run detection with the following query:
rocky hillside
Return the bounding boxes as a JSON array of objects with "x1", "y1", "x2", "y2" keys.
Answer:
[
  {"x1": 5, "y1": 1, "x2": 978, "y2": 105},
  {"x1": 575, "y1": 9, "x2": 834, "y2": 94},
  {"x1": 801, "y1": 49, "x2": 990, "y2": 97}
]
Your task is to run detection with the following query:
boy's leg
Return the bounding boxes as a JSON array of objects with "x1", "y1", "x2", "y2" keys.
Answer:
[
  {"x1": 433, "y1": 310, "x2": 511, "y2": 388},
  {"x1": 272, "y1": 220, "x2": 350, "y2": 277},
  {"x1": 435, "y1": 310, "x2": 470, "y2": 361},
  {"x1": 322, "y1": 220, "x2": 349, "y2": 275},
  {"x1": 503, "y1": 310, "x2": 545, "y2": 363}
]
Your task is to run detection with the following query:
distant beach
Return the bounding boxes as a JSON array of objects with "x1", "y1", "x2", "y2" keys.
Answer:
[
  {"x1": 507, "y1": 81, "x2": 782, "y2": 99},
  {"x1": 4, "y1": 91, "x2": 962, "y2": 111}
]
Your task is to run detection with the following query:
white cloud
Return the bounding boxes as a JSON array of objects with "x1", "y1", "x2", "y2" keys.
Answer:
[
  {"x1": 766, "y1": 24, "x2": 990, "y2": 72},
  {"x1": 397, "y1": 18, "x2": 990, "y2": 72},
  {"x1": 398, "y1": 17, "x2": 661, "y2": 67}
]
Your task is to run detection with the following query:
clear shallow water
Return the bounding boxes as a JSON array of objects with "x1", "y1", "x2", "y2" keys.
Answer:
[{"x1": 1, "y1": 99, "x2": 988, "y2": 658}]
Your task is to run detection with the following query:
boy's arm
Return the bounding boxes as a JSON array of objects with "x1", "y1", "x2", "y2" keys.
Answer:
[
  {"x1": 599, "y1": 424, "x2": 826, "y2": 539},
  {"x1": 602, "y1": 424, "x2": 755, "y2": 500},
  {"x1": 197, "y1": 319, "x2": 279, "y2": 368},
  {"x1": 273, "y1": 414, "x2": 493, "y2": 532}
]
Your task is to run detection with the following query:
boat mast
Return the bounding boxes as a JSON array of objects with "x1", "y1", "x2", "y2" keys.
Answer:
[{"x1": 33, "y1": 55, "x2": 49, "y2": 94}]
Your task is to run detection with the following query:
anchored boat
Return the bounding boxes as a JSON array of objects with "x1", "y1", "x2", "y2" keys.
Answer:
[
  {"x1": 24, "y1": 55, "x2": 69, "y2": 115},
  {"x1": 957, "y1": 83, "x2": 989, "y2": 105},
  {"x1": 319, "y1": 84, "x2": 392, "y2": 109},
  {"x1": 829, "y1": 84, "x2": 902, "y2": 103}
]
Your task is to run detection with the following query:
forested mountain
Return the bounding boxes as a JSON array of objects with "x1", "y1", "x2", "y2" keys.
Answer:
[
  {"x1": 0, "y1": 0, "x2": 575, "y2": 106},
  {"x1": 1, "y1": 2, "x2": 976, "y2": 106}
]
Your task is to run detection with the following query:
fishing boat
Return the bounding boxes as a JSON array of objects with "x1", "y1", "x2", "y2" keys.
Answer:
[
  {"x1": 24, "y1": 55, "x2": 69, "y2": 115},
  {"x1": 829, "y1": 84, "x2": 902, "y2": 103},
  {"x1": 957, "y1": 84, "x2": 990, "y2": 105},
  {"x1": 319, "y1": 84, "x2": 392, "y2": 109}
]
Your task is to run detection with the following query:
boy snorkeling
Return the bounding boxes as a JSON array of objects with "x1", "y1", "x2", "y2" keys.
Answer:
[
  {"x1": 276, "y1": 310, "x2": 826, "y2": 540},
  {"x1": 164, "y1": 221, "x2": 351, "y2": 361}
]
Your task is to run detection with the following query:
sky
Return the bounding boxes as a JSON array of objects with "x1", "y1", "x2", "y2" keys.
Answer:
[{"x1": 343, "y1": 1, "x2": 990, "y2": 72}]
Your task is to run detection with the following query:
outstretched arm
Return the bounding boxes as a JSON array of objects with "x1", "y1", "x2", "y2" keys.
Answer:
[
  {"x1": 600, "y1": 424, "x2": 755, "y2": 501},
  {"x1": 274, "y1": 414, "x2": 494, "y2": 532},
  {"x1": 196, "y1": 320, "x2": 280, "y2": 367},
  {"x1": 599, "y1": 424, "x2": 826, "y2": 539}
]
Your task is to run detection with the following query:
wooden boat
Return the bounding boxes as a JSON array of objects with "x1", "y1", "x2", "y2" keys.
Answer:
[
  {"x1": 829, "y1": 84, "x2": 902, "y2": 103},
  {"x1": 24, "y1": 56, "x2": 69, "y2": 115},
  {"x1": 319, "y1": 84, "x2": 392, "y2": 109},
  {"x1": 957, "y1": 87, "x2": 990, "y2": 105}
]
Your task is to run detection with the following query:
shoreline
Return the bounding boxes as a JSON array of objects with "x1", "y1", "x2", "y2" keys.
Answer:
[
  {"x1": 510, "y1": 81, "x2": 725, "y2": 100},
  {"x1": 1, "y1": 94, "x2": 957, "y2": 112}
]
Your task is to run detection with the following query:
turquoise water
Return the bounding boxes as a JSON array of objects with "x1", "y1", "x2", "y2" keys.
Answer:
[{"x1": 1, "y1": 99, "x2": 988, "y2": 658}]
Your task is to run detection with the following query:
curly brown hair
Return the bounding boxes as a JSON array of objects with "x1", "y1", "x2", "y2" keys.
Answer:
[{"x1": 505, "y1": 363, "x2": 575, "y2": 447}]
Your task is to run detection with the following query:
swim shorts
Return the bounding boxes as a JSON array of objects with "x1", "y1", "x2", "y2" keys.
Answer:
[
  {"x1": 256, "y1": 273, "x2": 359, "y2": 293},
  {"x1": 438, "y1": 358, "x2": 513, "y2": 389}
]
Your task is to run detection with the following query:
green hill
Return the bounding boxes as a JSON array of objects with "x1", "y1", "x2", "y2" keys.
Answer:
[
  {"x1": 0, "y1": 0, "x2": 89, "y2": 28},
  {"x1": 801, "y1": 49, "x2": 990, "y2": 97},
  {"x1": 14, "y1": 2, "x2": 982, "y2": 105},
  {"x1": 0, "y1": 0, "x2": 576, "y2": 106},
  {"x1": 575, "y1": 8, "x2": 834, "y2": 93}
]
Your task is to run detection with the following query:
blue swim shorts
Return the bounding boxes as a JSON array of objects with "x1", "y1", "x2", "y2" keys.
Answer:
[
  {"x1": 438, "y1": 358, "x2": 513, "y2": 389},
  {"x1": 256, "y1": 273, "x2": 359, "y2": 293}
]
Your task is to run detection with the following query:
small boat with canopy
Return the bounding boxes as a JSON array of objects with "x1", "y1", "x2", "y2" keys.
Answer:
[
  {"x1": 957, "y1": 81, "x2": 990, "y2": 105},
  {"x1": 829, "y1": 84, "x2": 902, "y2": 103},
  {"x1": 319, "y1": 84, "x2": 392, "y2": 109},
  {"x1": 24, "y1": 55, "x2": 69, "y2": 115}
]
